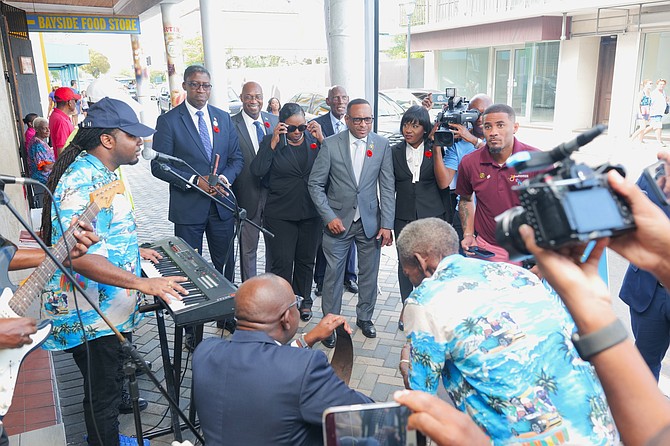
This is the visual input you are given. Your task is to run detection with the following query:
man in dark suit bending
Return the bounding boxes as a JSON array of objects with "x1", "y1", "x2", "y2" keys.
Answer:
[
  {"x1": 193, "y1": 274, "x2": 372, "y2": 445},
  {"x1": 231, "y1": 81, "x2": 278, "y2": 281}
]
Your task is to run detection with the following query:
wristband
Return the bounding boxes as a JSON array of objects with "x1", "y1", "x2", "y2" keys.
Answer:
[
  {"x1": 399, "y1": 359, "x2": 410, "y2": 364},
  {"x1": 571, "y1": 319, "x2": 627, "y2": 361}
]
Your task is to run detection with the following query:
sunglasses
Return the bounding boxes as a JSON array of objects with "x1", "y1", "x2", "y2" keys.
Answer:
[{"x1": 286, "y1": 124, "x2": 307, "y2": 133}]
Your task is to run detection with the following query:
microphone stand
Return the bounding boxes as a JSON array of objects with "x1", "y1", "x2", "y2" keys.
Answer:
[
  {"x1": 156, "y1": 162, "x2": 274, "y2": 282},
  {"x1": 0, "y1": 186, "x2": 204, "y2": 445}
]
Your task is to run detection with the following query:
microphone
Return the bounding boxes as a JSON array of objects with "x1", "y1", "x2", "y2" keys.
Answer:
[
  {"x1": 508, "y1": 125, "x2": 607, "y2": 173},
  {"x1": 0, "y1": 174, "x2": 40, "y2": 185},
  {"x1": 141, "y1": 147, "x2": 188, "y2": 166}
]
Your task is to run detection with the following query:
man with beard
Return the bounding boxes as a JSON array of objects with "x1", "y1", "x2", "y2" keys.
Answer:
[{"x1": 455, "y1": 104, "x2": 539, "y2": 263}]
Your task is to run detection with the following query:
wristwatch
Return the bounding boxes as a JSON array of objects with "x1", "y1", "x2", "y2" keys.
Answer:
[{"x1": 571, "y1": 319, "x2": 627, "y2": 361}]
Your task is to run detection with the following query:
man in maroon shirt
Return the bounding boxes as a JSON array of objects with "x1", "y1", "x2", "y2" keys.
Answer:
[
  {"x1": 455, "y1": 104, "x2": 539, "y2": 263},
  {"x1": 48, "y1": 87, "x2": 79, "y2": 158}
]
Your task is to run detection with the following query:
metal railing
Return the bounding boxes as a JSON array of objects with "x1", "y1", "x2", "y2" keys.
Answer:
[{"x1": 399, "y1": 0, "x2": 553, "y2": 25}]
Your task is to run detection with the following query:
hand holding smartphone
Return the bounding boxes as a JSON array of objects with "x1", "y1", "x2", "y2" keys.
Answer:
[
  {"x1": 323, "y1": 402, "x2": 425, "y2": 446},
  {"x1": 642, "y1": 159, "x2": 670, "y2": 206},
  {"x1": 467, "y1": 246, "x2": 495, "y2": 258}
]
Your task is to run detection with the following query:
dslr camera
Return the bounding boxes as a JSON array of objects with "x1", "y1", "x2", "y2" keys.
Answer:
[
  {"x1": 433, "y1": 88, "x2": 480, "y2": 148},
  {"x1": 495, "y1": 125, "x2": 636, "y2": 261}
]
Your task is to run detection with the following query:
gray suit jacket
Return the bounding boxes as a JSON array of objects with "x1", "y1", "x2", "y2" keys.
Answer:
[
  {"x1": 231, "y1": 111, "x2": 278, "y2": 219},
  {"x1": 308, "y1": 131, "x2": 395, "y2": 239}
]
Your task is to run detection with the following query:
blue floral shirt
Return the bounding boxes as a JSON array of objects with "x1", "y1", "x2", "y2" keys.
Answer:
[
  {"x1": 41, "y1": 152, "x2": 142, "y2": 350},
  {"x1": 406, "y1": 255, "x2": 619, "y2": 445}
]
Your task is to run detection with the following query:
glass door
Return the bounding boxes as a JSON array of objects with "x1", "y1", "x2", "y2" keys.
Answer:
[{"x1": 493, "y1": 46, "x2": 531, "y2": 120}]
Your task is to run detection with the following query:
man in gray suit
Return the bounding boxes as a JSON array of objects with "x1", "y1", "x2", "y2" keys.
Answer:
[
  {"x1": 231, "y1": 81, "x2": 278, "y2": 281},
  {"x1": 309, "y1": 98, "x2": 395, "y2": 347}
]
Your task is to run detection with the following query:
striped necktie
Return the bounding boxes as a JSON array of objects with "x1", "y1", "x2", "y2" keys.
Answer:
[{"x1": 196, "y1": 110, "x2": 212, "y2": 160}]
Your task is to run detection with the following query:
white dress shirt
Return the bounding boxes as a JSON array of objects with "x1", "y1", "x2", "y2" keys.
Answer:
[
  {"x1": 242, "y1": 111, "x2": 266, "y2": 153},
  {"x1": 405, "y1": 141, "x2": 424, "y2": 184}
]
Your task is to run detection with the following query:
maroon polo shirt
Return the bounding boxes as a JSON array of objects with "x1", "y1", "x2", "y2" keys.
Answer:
[{"x1": 455, "y1": 138, "x2": 540, "y2": 246}]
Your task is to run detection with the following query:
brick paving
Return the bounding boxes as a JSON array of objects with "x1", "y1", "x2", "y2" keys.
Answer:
[{"x1": 53, "y1": 157, "x2": 408, "y2": 445}]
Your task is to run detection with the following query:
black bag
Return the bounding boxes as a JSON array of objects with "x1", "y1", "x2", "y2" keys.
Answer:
[{"x1": 665, "y1": 103, "x2": 669, "y2": 115}]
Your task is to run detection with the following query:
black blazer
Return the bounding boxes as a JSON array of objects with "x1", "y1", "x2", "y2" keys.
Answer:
[
  {"x1": 312, "y1": 112, "x2": 336, "y2": 138},
  {"x1": 231, "y1": 111, "x2": 278, "y2": 219},
  {"x1": 392, "y1": 140, "x2": 447, "y2": 221},
  {"x1": 250, "y1": 133, "x2": 321, "y2": 221}
]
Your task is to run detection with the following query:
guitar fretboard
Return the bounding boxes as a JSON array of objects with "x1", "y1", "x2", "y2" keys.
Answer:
[{"x1": 9, "y1": 204, "x2": 100, "y2": 316}]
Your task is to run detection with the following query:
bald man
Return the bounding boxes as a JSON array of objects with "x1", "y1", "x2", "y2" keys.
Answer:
[{"x1": 192, "y1": 274, "x2": 372, "y2": 445}]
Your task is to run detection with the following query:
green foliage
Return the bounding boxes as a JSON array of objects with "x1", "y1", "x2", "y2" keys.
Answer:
[
  {"x1": 80, "y1": 48, "x2": 111, "y2": 78},
  {"x1": 385, "y1": 34, "x2": 425, "y2": 60},
  {"x1": 184, "y1": 36, "x2": 204, "y2": 66}
]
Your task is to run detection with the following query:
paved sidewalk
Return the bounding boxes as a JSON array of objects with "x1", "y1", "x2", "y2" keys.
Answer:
[{"x1": 54, "y1": 158, "x2": 408, "y2": 445}]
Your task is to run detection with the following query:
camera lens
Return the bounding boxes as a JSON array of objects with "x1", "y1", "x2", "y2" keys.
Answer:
[{"x1": 495, "y1": 206, "x2": 532, "y2": 261}]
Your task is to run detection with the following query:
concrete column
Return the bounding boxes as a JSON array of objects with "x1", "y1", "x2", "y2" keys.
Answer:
[
  {"x1": 608, "y1": 32, "x2": 643, "y2": 139},
  {"x1": 553, "y1": 36, "x2": 600, "y2": 136},
  {"x1": 160, "y1": 2, "x2": 185, "y2": 111},
  {"x1": 200, "y1": 0, "x2": 228, "y2": 110},
  {"x1": 325, "y1": 0, "x2": 367, "y2": 99},
  {"x1": 423, "y1": 51, "x2": 436, "y2": 90},
  {"x1": 130, "y1": 34, "x2": 150, "y2": 123}
]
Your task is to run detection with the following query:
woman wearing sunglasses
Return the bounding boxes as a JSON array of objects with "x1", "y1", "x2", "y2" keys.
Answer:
[
  {"x1": 393, "y1": 105, "x2": 451, "y2": 330},
  {"x1": 250, "y1": 103, "x2": 324, "y2": 321}
]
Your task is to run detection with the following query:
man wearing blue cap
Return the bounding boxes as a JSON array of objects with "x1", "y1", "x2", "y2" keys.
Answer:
[{"x1": 40, "y1": 98, "x2": 188, "y2": 446}]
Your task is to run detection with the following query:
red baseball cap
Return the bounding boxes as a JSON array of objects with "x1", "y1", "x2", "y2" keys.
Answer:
[{"x1": 53, "y1": 87, "x2": 81, "y2": 102}]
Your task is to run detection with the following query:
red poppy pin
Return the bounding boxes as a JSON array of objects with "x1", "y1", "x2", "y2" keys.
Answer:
[
  {"x1": 264, "y1": 121, "x2": 270, "y2": 128},
  {"x1": 310, "y1": 143, "x2": 317, "y2": 149},
  {"x1": 366, "y1": 150, "x2": 373, "y2": 158},
  {"x1": 366, "y1": 142, "x2": 374, "y2": 158},
  {"x1": 213, "y1": 117, "x2": 220, "y2": 133},
  {"x1": 425, "y1": 150, "x2": 432, "y2": 158}
]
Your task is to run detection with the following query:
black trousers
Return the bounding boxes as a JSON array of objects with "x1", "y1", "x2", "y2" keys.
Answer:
[
  {"x1": 67, "y1": 334, "x2": 129, "y2": 446},
  {"x1": 265, "y1": 216, "x2": 321, "y2": 306}
]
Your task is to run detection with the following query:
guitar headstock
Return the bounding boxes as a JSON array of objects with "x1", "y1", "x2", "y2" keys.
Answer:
[{"x1": 89, "y1": 180, "x2": 125, "y2": 209}]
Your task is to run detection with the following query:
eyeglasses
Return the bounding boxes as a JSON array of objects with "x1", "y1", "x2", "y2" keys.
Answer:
[
  {"x1": 286, "y1": 295, "x2": 304, "y2": 311},
  {"x1": 186, "y1": 81, "x2": 213, "y2": 91},
  {"x1": 286, "y1": 124, "x2": 307, "y2": 133},
  {"x1": 349, "y1": 117, "x2": 374, "y2": 125},
  {"x1": 242, "y1": 94, "x2": 263, "y2": 101}
]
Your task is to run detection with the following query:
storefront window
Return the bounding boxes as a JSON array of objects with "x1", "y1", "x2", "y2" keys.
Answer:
[
  {"x1": 436, "y1": 48, "x2": 489, "y2": 99},
  {"x1": 640, "y1": 32, "x2": 670, "y2": 129}
]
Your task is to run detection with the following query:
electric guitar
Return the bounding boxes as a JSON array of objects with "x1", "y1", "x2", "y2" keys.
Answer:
[{"x1": 0, "y1": 180, "x2": 124, "y2": 416}]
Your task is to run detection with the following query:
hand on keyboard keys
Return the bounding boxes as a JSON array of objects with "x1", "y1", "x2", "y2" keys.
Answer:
[{"x1": 138, "y1": 276, "x2": 189, "y2": 304}]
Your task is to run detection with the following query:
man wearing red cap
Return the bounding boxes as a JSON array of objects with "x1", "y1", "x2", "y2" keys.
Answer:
[{"x1": 48, "y1": 86, "x2": 79, "y2": 158}]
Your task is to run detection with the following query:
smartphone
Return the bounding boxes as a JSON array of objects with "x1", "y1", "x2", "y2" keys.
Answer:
[
  {"x1": 642, "y1": 160, "x2": 670, "y2": 206},
  {"x1": 323, "y1": 401, "x2": 425, "y2": 446},
  {"x1": 467, "y1": 246, "x2": 495, "y2": 258}
]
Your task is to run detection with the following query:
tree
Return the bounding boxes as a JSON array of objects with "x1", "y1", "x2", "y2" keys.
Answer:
[
  {"x1": 184, "y1": 36, "x2": 204, "y2": 66},
  {"x1": 384, "y1": 34, "x2": 425, "y2": 60},
  {"x1": 80, "y1": 48, "x2": 110, "y2": 78}
]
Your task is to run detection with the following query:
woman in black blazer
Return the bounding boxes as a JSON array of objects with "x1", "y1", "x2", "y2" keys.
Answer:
[
  {"x1": 250, "y1": 103, "x2": 324, "y2": 321},
  {"x1": 393, "y1": 105, "x2": 451, "y2": 329}
]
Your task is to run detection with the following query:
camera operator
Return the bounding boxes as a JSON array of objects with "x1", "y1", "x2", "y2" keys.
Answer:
[
  {"x1": 455, "y1": 104, "x2": 539, "y2": 263},
  {"x1": 517, "y1": 166, "x2": 670, "y2": 446}
]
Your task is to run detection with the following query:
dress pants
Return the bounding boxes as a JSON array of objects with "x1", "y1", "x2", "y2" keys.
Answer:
[
  {"x1": 321, "y1": 220, "x2": 380, "y2": 321},
  {"x1": 394, "y1": 219, "x2": 415, "y2": 302},
  {"x1": 265, "y1": 216, "x2": 321, "y2": 307},
  {"x1": 630, "y1": 283, "x2": 670, "y2": 381},
  {"x1": 174, "y1": 202, "x2": 235, "y2": 281},
  {"x1": 238, "y1": 188, "x2": 272, "y2": 281},
  {"x1": 314, "y1": 239, "x2": 357, "y2": 285},
  {"x1": 67, "y1": 334, "x2": 127, "y2": 446}
]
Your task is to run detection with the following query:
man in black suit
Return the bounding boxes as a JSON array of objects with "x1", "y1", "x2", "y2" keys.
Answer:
[
  {"x1": 193, "y1": 274, "x2": 372, "y2": 445},
  {"x1": 312, "y1": 85, "x2": 359, "y2": 296},
  {"x1": 231, "y1": 81, "x2": 278, "y2": 281},
  {"x1": 151, "y1": 65, "x2": 243, "y2": 346}
]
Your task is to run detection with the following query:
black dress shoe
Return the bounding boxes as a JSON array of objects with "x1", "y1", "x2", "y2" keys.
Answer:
[
  {"x1": 315, "y1": 281, "x2": 323, "y2": 297},
  {"x1": 119, "y1": 389, "x2": 148, "y2": 414},
  {"x1": 398, "y1": 320, "x2": 404, "y2": 332},
  {"x1": 300, "y1": 307, "x2": 313, "y2": 322},
  {"x1": 356, "y1": 319, "x2": 376, "y2": 338},
  {"x1": 321, "y1": 331, "x2": 336, "y2": 348},
  {"x1": 344, "y1": 279, "x2": 359, "y2": 294}
]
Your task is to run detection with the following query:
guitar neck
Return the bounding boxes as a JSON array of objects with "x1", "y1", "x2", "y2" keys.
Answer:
[{"x1": 9, "y1": 204, "x2": 100, "y2": 317}]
